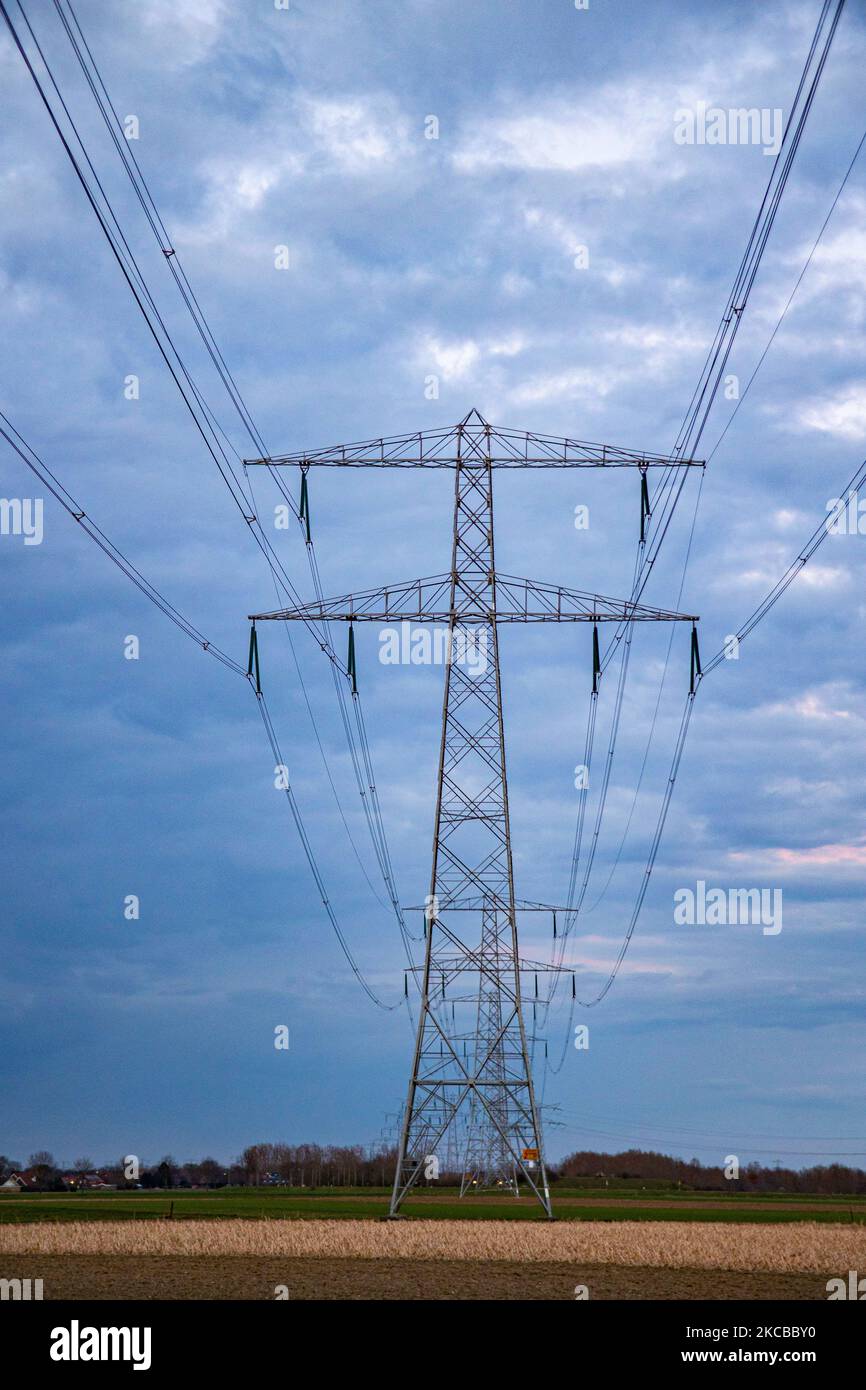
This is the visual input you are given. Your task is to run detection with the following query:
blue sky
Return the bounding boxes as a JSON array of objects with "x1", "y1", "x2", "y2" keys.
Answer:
[{"x1": 2, "y1": 0, "x2": 866, "y2": 1171}]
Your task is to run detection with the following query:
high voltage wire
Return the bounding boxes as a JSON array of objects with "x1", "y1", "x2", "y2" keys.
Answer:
[
  {"x1": 1, "y1": 2, "x2": 260, "y2": 539},
  {"x1": 669, "y1": 1, "x2": 846, "y2": 462},
  {"x1": 568, "y1": 618, "x2": 634, "y2": 928},
  {"x1": 705, "y1": 122, "x2": 866, "y2": 466},
  {"x1": 548, "y1": 1107, "x2": 866, "y2": 1147},
  {"x1": 598, "y1": 0, "x2": 847, "y2": 679},
  {"x1": 657, "y1": 2, "x2": 845, "y2": 480},
  {"x1": 1, "y1": 0, "x2": 409, "y2": 1010},
  {"x1": 44, "y1": 0, "x2": 411, "y2": 954},
  {"x1": 51, "y1": 0, "x2": 273, "y2": 465},
  {"x1": 599, "y1": 0, "x2": 848, "y2": 958},
  {"x1": 244, "y1": 499, "x2": 406, "y2": 923},
  {"x1": 537, "y1": 625, "x2": 633, "y2": 1041},
  {"x1": 0, "y1": 404, "x2": 400, "y2": 1007},
  {"x1": 550, "y1": 434, "x2": 865, "y2": 1016},
  {"x1": 0, "y1": 410, "x2": 247, "y2": 678},
  {"x1": 3, "y1": 0, "x2": 340, "y2": 673},
  {"x1": 3, "y1": 0, "x2": 412, "y2": 986},
  {"x1": 245, "y1": 466, "x2": 422, "y2": 962},
  {"x1": 255, "y1": 689, "x2": 400, "y2": 1011},
  {"x1": 639, "y1": 0, "x2": 846, "y2": 603},
  {"x1": 1, "y1": 0, "x2": 858, "y2": 1032},
  {"x1": 552, "y1": 1119, "x2": 866, "y2": 1160},
  {"x1": 583, "y1": 472, "x2": 707, "y2": 918},
  {"x1": 549, "y1": 0, "x2": 848, "y2": 1036},
  {"x1": 700, "y1": 455, "x2": 866, "y2": 675},
  {"x1": 578, "y1": 691, "x2": 697, "y2": 1008},
  {"x1": 537, "y1": 470, "x2": 707, "y2": 1077},
  {"x1": 554, "y1": 427, "x2": 862, "y2": 1011},
  {"x1": 39, "y1": 0, "x2": 848, "y2": 1033}
]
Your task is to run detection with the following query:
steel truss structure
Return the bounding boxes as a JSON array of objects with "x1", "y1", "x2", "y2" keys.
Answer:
[
  {"x1": 245, "y1": 420, "x2": 704, "y2": 470},
  {"x1": 250, "y1": 410, "x2": 700, "y2": 1217},
  {"x1": 459, "y1": 900, "x2": 521, "y2": 1196}
]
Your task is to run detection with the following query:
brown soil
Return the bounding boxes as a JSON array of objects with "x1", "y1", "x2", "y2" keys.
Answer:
[{"x1": 1, "y1": 1256, "x2": 831, "y2": 1300}]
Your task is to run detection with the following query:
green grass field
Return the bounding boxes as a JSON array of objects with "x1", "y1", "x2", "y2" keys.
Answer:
[{"x1": 2, "y1": 1186, "x2": 865, "y2": 1224}]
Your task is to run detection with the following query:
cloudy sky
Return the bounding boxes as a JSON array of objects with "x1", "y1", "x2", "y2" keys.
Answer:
[{"x1": 2, "y1": 0, "x2": 866, "y2": 1173}]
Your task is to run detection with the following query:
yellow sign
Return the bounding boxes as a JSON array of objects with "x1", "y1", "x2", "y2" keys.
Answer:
[{"x1": 522, "y1": 1148, "x2": 539, "y2": 1161}]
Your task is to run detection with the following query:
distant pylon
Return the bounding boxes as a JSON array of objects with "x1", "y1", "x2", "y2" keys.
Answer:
[{"x1": 459, "y1": 899, "x2": 519, "y2": 1197}]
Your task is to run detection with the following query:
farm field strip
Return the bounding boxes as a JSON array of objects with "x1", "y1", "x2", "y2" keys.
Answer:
[
  {"x1": 2, "y1": 1218, "x2": 864, "y2": 1271},
  {"x1": 2, "y1": 1192, "x2": 865, "y2": 1224},
  {"x1": 0, "y1": 1255, "x2": 833, "y2": 1301}
]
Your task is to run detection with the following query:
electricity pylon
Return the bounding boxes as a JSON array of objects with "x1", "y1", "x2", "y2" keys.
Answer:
[
  {"x1": 459, "y1": 900, "x2": 520, "y2": 1196},
  {"x1": 248, "y1": 409, "x2": 701, "y2": 1218}
]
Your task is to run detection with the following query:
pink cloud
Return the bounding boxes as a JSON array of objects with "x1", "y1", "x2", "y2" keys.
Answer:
[{"x1": 774, "y1": 841, "x2": 866, "y2": 867}]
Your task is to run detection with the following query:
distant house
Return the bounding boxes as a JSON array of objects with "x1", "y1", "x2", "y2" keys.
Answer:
[
  {"x1": 1, "y1": 1171, "x2": 39, "y2": 1191},
  {"x1": 63, "y1": 1172, "x2": 114, "y2": 1191}
]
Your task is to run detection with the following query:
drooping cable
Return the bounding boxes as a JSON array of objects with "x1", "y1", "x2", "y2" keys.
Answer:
[
  {"x1": 551, "y1": 1, "x2": 847, "y2": 1036},
  {"x1": 254, "y1": 687, "x2": 400, "y2": 1011},
  {"x1": 701, "y1": 456, "x2": 866, "y2": 675},
  {"x1": 705, "y1": 123, "x2": 866, "y2": 466},
  {"x1": 0, "y1": 409, "x2": 246, "y2": 677},
  {"x1": 51, "y1": 0, "x2": 409, "y2": 944},
  {"x1": 0, "y1": 406, "x2": 399, "y2": 1007},
  {"x1": 7, "y1": 0, "x2": 411, "y2": 959}
]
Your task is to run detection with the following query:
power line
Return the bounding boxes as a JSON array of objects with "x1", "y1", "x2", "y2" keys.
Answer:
[
  {"x1": 0, "y1": 406, "x2": 398, "y2": 1010},
  {"x1": 617, "y1": 0, "x2": 847, "y2": 647},
  {"x1": 552, "y1": 1107, "x2": 866, "y2": 1147},
  {"x1": 551, "y1": 0, "x2": 847, "y2": 1023},
  {"x1": 554, "y1": 1121, "x2": 866, "y2": 1160},
  {"x1": 584, "y1": 471, "x2": 707, "y2": 917},
  {"x1": 47, "y1": 0, "x2": 410, "y2": 946},
  {"x1": 700, "y1": 455, "x2": 866, "y2": 675},
  {"x1": 255, "y1": 688, "x2": 400, "y2": 1011},
  {"x1": 707, "y1": 125, "x2": 866, "y2": 464},
  {"x1": 4, "y1": 0, "x2": 859, "y2": 1088},
  {"x1": 0, "y1": 409, "x2": 246, "y2": 678},
  {"x1": 539, "y1": 471, "x2": 707, "y2": 1082},
  {"x1": 576, "y1": 102, "x2": 866, "y2": 921},
  {"x1": 6, "y1": 0, "x2": 411, "y2": 968},
  {"x1": 53, "y1": 0, "x2": 273, "y2": 464}
]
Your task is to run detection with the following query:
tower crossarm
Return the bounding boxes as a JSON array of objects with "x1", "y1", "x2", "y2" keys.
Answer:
[
  {"x1": 243, "y1": 415, "x2": 702, "y2": 470},
  {"x1": 405, "y1": 899, "x2": 583, "y2": 913},
  {"x1": 249, "y1": 573, "x2": 697, "y2": 625},
  {"x1": 408, "y1": 956, "x2": 575, "y2": 975}
]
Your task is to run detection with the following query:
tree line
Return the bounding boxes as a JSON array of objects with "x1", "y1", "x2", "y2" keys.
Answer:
[
  {"x1": 4, "y1": 1145, "x2": 865, "y2": 1194},
  {"x1": 558, "y1": 1148, "x2": 866, "y2": 1195},
  {"x1": 0, "y1": 1145, "x2": 398, "y2": 1190}
]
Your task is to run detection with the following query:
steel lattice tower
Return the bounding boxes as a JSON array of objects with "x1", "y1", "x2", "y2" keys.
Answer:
[
  {"x1": 402, "y1": 446, "x2": 552, "y2": 1209},
  {"x1": 248, "y1": 409, "x2": 701, "y2": 1218},
  {"x1": 459, "y1": 901, "x2": 520, "y2": 1196}
]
